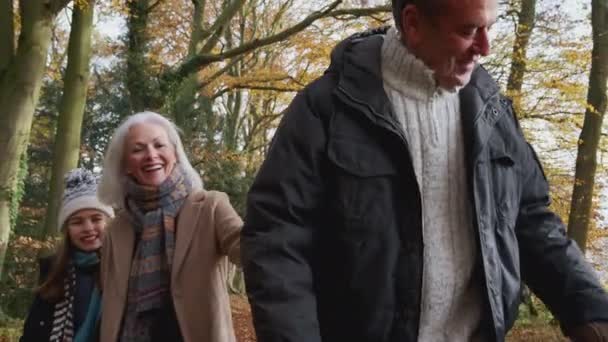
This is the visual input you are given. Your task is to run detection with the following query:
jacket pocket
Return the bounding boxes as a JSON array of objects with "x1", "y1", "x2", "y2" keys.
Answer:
[
  {"x1": 487, "y1": 136, "x2": 521, "y2": 225},
  {"x1": 328, "y1": 136, "x2": 397, "y2": 177},
  {"x1": 327, "y1": 136, "x2": 398, "y2": 232}
]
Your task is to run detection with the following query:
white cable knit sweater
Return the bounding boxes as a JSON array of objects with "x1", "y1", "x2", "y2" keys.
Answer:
[{"x1": 380, "y1": 27, "x2": 486, "y2": 342}]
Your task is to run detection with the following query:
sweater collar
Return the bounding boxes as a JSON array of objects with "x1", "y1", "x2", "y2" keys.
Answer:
[{"x1": 381, "y1": 27, "x2": 457, "y2": 101}]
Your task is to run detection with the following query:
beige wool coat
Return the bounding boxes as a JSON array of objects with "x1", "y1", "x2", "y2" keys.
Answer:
[{"x1": 99, "y1": 190, "x2": 242, "y2": 342}]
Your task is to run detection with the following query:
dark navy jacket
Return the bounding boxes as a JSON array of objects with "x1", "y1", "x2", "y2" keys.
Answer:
[{"x1": 242, "y1": 28, "x2": 608, "y2": 342}]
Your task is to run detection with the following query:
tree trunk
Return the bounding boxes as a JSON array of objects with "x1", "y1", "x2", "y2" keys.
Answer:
[
  {"x1": 224, "y1": 90, "x2": 242, "y2": 151},
  {"x1": 506, "y1": 0, "x2": 537, "y2": 116},
  {"x1": 0, "y1": 0, "x2": 69, "y2": 280},
  {"x1": 171, "y1": 0, "x2": 205, "y2": 138},
  {"x1": 0, "y1": 0, "x2": 14, "y2": 78},
  {"x1": 171, "y1": 0, "x2": 246, "y2": 137},
  {"x1": 567, "y1": 0, "x2": 608, "y2": 252},
  {"x1": 171, "y1": 77, "x2": 199, "y2": 137},
  {"x1": 43, "y1": 1, "x2": 96, "y2": 236},
  {"x1": 223, "y1": 23, "x2": 243, "y2": 151},
  {"x1": 227, "y1": 264, "x2": 245, "y2": 294},
  {"x1": 126, "y1": 0, "x2": 155, "y2": 113}
]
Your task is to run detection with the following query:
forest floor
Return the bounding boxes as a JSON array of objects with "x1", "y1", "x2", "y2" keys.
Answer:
[
  {"x1": 230, "y1": 295, "x2": 567, "y2": 342},
  {"x1": 0, "y1": 295, "x2": 571, "y2": 342}
]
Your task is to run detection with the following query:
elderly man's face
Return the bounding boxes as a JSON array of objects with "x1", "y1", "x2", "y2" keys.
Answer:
[
  {"x1": 403, "y1": 0, "x2": 498, "y2": 89},
  {"x1": 124, "y1": 122, "x2": 177, "y2": 187}
]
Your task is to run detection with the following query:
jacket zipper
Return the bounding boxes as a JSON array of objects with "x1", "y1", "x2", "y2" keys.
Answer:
[
  {"x1": 336, "y1": 84, "x2": 425, "y2": 334},
  {"x1": 469, "y1": 91, "x2": 507, "y2": 340},
  {"x1": 338, "y1": 84, "x2": 506, "y2": 339},
  {"x1": 335, "y1": 85, "x2": 414, "y2": 172}
]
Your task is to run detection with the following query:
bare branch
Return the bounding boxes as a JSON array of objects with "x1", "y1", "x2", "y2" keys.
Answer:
[
  {"x1": 328, "y1": 5, "x2": 390, "y2": 19},
  {"x1": 147, "y1": 0, "x2": 164, "y2": 13},
  {"x1": 269, "y1": 0, "x2": 294, "y2": 32},
  {"x1": 211, "y1": 73, "x2": 303, "y2": 98},
  {"x1": 228, "y1": 84, "x2": 300, "y2": 93},
  {"x1": 92, "y1": 67, "x2": 115, "y2": 101},
  {"x1": 198, "y1": 56, "x2": 245, "y2": 89},
  {"x1": 198, "y1": 0, "x2": 247, "y2": 53},
  {"x1": 50, "y1": 0, "x2": 72, "y2": 14},
  {"x1": 165, "y1": 0, "x2": 343, "y2": 85},
  {"x1": 243, "y1": 112, "x2": 283, "y2": 151},
  {"x1": 526, "y1": 111, "x2": 584, "y2": 119}
]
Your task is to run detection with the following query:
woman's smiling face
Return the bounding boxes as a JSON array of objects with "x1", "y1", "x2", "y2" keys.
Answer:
[
  {"x1": 66, "y1": 209, "x2": 107, "y2": 252},
  {"x1": 124, "y1": 122, "x2": 177, "y2": 186}
]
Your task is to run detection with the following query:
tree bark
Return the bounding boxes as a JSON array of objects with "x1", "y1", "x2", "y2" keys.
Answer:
[
  {"x1": 171, "y1": 0, "x2": 211, "y2": 135},
  {"x1": 126, "y1": 0, "x2": 156, "y2": 112},
  {"x1": 0, "y1": 0, "x2": 69, "y2": 280},
  {"x1": 172, "y1": 0, "x2": 247, "y2": 140},
  {"x1": 506, "y1": 0, "x2": 537, "y2": 116},
  {"x1": 198, "y1": 0, "x2": 246, "y2": 54},
  {"x1": 43, "y1": 1, "x2": 96, "y2": 236},
  {"x1": 222, "y1": 13, "x2": 245, "y2": 151},
  {"x1": 0, "y1": 0, "x2": 14, "y2": 78},
  {"x1": 567, "y1": 0, "x2": 608, "y2": 252}
]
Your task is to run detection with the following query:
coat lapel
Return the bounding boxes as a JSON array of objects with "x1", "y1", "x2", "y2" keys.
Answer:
[
  {"x1": 110, "y1": 214, "x2": 135, "y2": 302},
  {"x1": 172, "y1": 192, "x2": 203, "y2": 282}
]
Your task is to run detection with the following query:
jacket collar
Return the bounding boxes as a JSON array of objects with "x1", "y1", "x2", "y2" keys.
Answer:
[
  {"x1": 333, "y1": 28, "x2": 394, "y2": 127},
  {"x1": 331, "y1": 27, "x2": 502, "y2": 160},
  {"x1": 172, "y1": 192, "x2": 201, "y2": 280},
  {"x1": 108, "y1": 213, "x2": 133, "y2": 302},
  {"x1": 459, "y1": 67, "x2": 502, "y2": 162}
]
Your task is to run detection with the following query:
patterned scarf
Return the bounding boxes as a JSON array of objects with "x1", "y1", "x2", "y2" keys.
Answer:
[
  {"x1": 49, "y1": 251, "x2": 99, "y2": 342},
  {"x1": 120, "y1": 167, "x2": 191, "y2": 342}
]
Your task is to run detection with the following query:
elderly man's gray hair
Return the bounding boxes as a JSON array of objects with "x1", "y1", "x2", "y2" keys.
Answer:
[{"x1": 391, "y1": 0, "x2": 445, "y2": 30}]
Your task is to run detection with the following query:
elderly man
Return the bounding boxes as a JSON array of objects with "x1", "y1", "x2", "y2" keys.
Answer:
[{"x1": 241, "y1": 0, "x2": 608, "y2": 341}]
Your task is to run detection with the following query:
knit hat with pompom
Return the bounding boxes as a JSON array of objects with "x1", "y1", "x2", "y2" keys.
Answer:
[{"x1": 58, "y1": 168, "x2": 114, "y2": 230}]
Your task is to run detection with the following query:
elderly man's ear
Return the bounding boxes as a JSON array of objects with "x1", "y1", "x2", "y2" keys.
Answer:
[{"x1": 567, "y1": 322, "x2": 608, "y2": 342}]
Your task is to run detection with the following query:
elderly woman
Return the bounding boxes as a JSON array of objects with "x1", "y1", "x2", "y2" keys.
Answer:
[
  {"x1": 97, "y1": 111, "x2": 242, "y2": 342},
  {"x1": 21, "y1": 168, "x2": 114, "y2": 342}
]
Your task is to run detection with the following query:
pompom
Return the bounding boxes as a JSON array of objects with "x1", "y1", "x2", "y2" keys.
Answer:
[
  {"x1": 61, "y1": 168, "x2": 99, "y2": 203},
  {"x1": 58, "y1": 168, "x2": 113, "y2": 230},
  {"x1": 64, "y1": 168, "x2": 98, "y2": 191}
]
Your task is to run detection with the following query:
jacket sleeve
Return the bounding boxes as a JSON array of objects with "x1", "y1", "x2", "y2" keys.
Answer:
[
  {"x1": 242, "y1": 86, "x2": 327, "y2": 342},
  {"x1": 20, "y1": 295, "x2": 49, "y2": 342},
  {"x1": 20, "y1": 258, "x2": 54, "y2": 342},
  {"x1": 213, "y1": 191, "x2": 243, "y2": 265},
  {"x1": 515, "y1": 142, "x2": 608, "y2": 328}
]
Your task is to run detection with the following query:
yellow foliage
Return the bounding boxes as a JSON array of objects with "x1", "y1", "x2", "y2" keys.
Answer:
[{"x1": 73, "y1": 0, "x2": 93, "y2": 9}]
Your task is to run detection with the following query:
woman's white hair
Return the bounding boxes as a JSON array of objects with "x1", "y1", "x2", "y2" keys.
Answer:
[{"x1": 98, "y1": 111, "x2": 203, "y2": 208}]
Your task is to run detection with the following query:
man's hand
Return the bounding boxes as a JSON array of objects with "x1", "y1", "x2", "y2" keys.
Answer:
[{"x1": 568, "y1": 322, "x2": 608, "y2": 342}]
